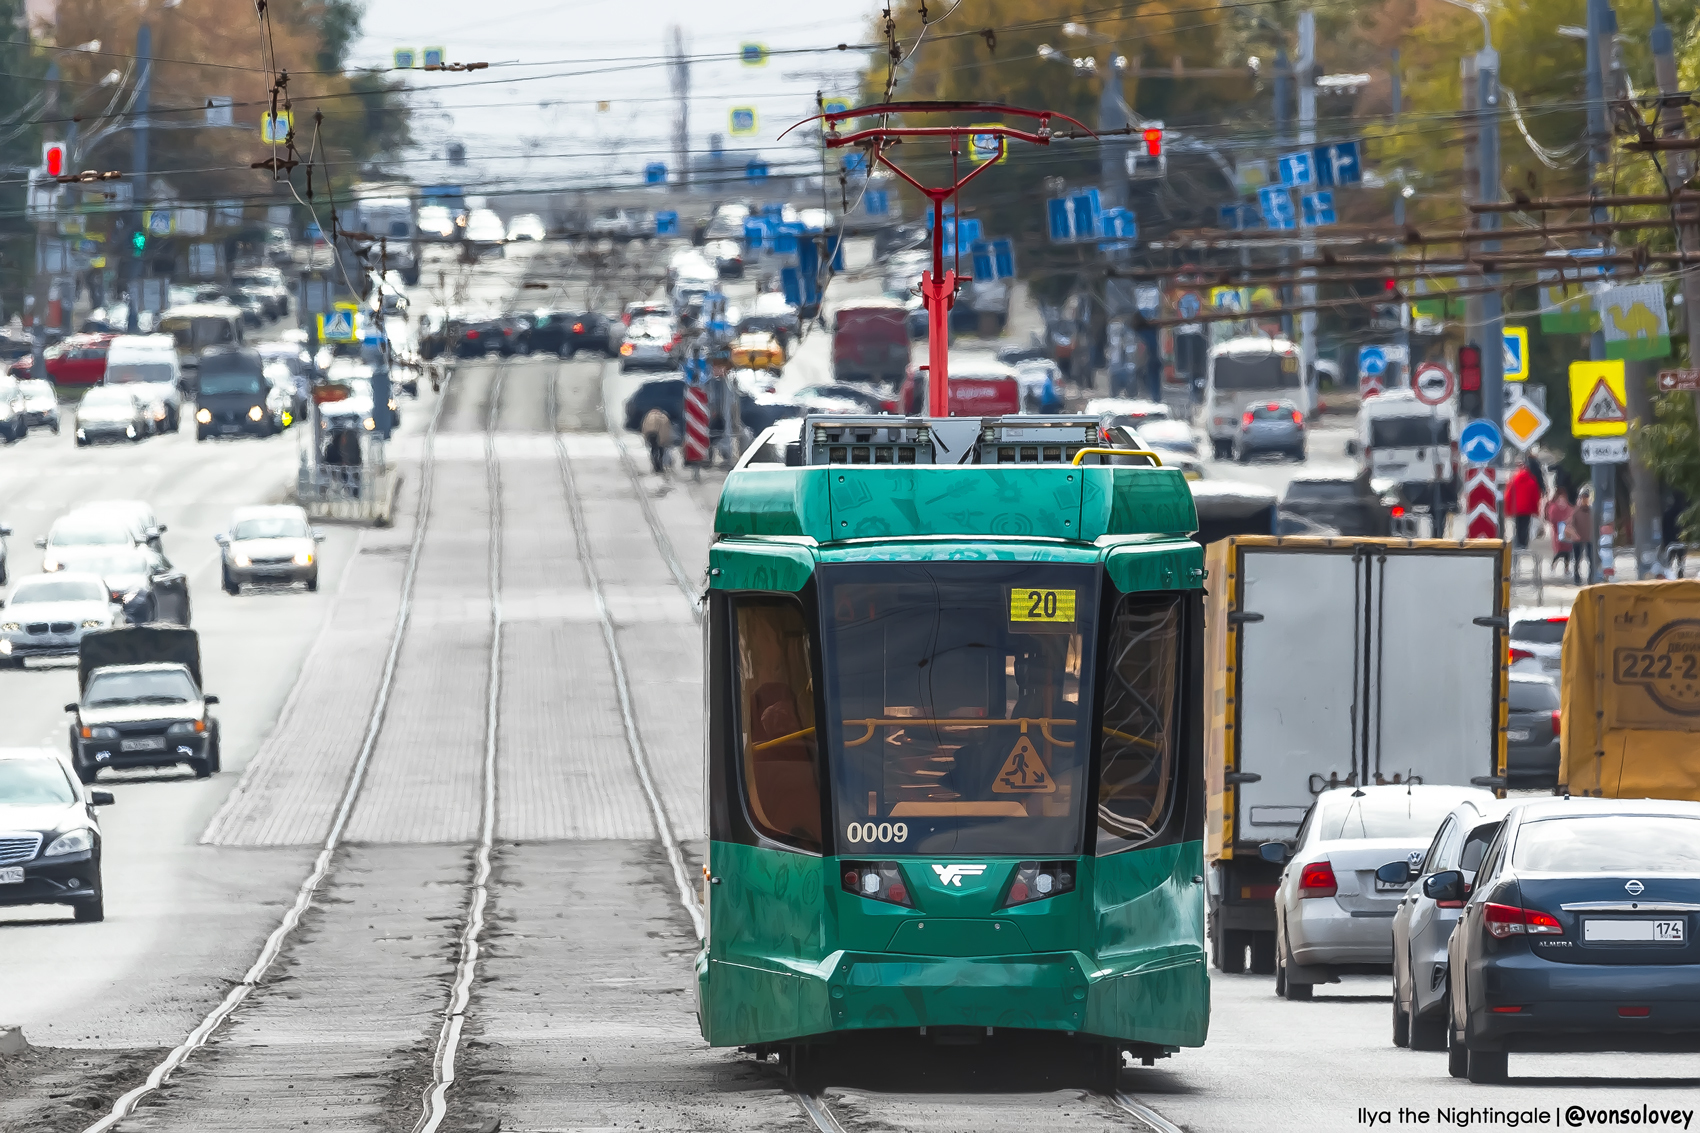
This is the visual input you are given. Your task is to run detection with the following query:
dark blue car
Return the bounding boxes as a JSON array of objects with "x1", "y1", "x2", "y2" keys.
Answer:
[{"x1": 1439, "y1": 798, "x2": 1700, "y2": 1083}]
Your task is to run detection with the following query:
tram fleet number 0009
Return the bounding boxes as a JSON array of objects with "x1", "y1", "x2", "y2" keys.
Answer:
[{"x1": 845, "y1": 821, "x2": 910, "y2": 844}]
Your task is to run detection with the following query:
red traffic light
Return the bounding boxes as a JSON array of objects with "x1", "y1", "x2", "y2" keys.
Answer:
[
  {"x1": 42, "y1": 142, "x2": 64, "y2": 178},
  {"x1": 1458, "y1": 345, "x2": 1482, "y2": 392},
  {"x1": 1141, "y1": 127, "x2": 1163, "y2": 157}
]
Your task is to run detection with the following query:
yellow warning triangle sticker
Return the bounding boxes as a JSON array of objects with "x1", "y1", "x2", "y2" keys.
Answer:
[
  {"x1": 992, "y1": 734, "x2": 1056, "y2": 793},
  {"x1": 1578, "y1": 378, "x2": 1627, "y2": 424}
]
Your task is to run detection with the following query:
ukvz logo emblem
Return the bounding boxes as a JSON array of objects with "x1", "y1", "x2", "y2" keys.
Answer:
[{"x1": 932, "y1": 864, "x2": 988, "y2": 887}]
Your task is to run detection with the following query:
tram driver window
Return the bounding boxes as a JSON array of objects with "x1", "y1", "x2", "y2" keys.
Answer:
[
  {"x1": 1096, "y1": 594, "x2": 1182, "y2": 855},
  {"x1": 732, "y1": 597, "x2": 823, "y2": 852}
]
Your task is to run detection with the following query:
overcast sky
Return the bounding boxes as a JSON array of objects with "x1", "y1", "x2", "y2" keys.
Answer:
[{"x1": 349, "y1": 2, "x2": 876, "y2": 195}]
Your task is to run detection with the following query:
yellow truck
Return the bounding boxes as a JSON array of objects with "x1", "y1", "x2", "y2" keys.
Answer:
[
  {"x1": 1204, "y1": 535, "x2": 1511, "y2": 975},
  {"x1": 1559, "y1": 579, "x2": 1700, "y2": 800}
]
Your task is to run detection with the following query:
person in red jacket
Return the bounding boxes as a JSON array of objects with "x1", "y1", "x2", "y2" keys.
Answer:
[{"x1": 1506, "y1": 455, "x2": 1544, "y2": 549}]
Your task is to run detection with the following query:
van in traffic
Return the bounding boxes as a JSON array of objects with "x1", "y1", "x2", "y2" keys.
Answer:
[
  {"x1": 1352, "y1": 390, "x2": 1457, "y2": 527},
  {"x1": 898, "y1": 358, "x2": 1021, "y2": 417},
  {"x1": 158, "y1": 304, "x2": 244, "y2": 373},
  {"x1": 832, "y1": 299, "x2": 910, "y2": 386},
  {"x1": 104, "y1": 335, "x2": 183, "y2": 432},
  {"x1": 1203, "y1": 337, "x2": 1307, "y2": 458},
  {"x1": 193, "y1": 347, "x2": 278, "y2": 440}
]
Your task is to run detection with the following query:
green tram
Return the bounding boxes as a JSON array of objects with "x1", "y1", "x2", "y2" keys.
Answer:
[{"x1": 696, "y1": 414, "x2": 1209, "y2": 1085}]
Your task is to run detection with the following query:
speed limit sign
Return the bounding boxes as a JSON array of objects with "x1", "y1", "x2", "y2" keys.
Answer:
[{"x1": 1413, "y1": 362, "x2": 1455, "y2": 406}]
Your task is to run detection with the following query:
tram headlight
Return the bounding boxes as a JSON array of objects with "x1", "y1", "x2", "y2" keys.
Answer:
[
  {"x1": 840, "y1": 861, "x2": 914, "y2": 908},
  {"x1": 1000, "y1": 861, "x2": 1076, "y2": 908}
]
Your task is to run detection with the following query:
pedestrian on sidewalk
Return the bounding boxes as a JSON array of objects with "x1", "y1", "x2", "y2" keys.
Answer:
[
  {"x1": 1571, "y1": 486, "x2": 1595, "y2": 585},
  {"x1": 1545, "y1": 490, "x2": 1575, "y2": 579},
  {"x1": 641, "y1": 406, "x2": 673, "y2": 475},
  {"x1": 1506, "y1": 455, "x2": 1543, "y2": 550}
]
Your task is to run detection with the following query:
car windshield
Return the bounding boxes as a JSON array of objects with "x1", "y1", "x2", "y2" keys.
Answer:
[
  {"x1": 1214, "y1": 351, "x2": 1300, "y2": 391},
  {"x1": 198, "y1": 370, "x2": 265, "y2": 397},
  {"x1": 1251, "y1": 403, "x2": 1295, "y2": 420},
  {"x1": 815, "y1": 563, "x2": 1100, "y2": 856},
  {"x1": 84, "y1": 668, "x2": 197, "y2": 707},
  {"x1": 1370, "y1": 416, "x2": 1451, "y2": 447},
  {"x1": 20, "y1": 379, "x2": 51, "y2": 398},
  {"x1": 232, "y1": 515, "x2": 308, "y2": 540},
  {"x1": 1512, "y1": 618, "x2": 1567, "y2": 645},
  {"x1": 1287, "y1": 482, "x2": 1359, "y2": 501},
  {"x1": 1317, "y1": 791, "x2": 1460, "y2": 841},
  {"x1": 0, "y1": 758, "x2": 76, "y2": 805},
  {"x1": 63, "y1": 550, "x2": 148, "y2": 577},
  {"x1": 106, "y1": 362, "x2": 175, "y2": 384},
  {"x1": 82, "y1": 388, "x2": 131, "y2": 407},
  {"x1": 1514, "y1": 815, "x2": 1700, "y2": 873},
  {"x1": 51, "y1": 523, "x2": 132, "y2": 547},
  {"x1": 10, "y1": 577, "x2": 106, "y2": 603},
  {"x1": 1509, "y1": 680, "x2": 1560, "y2": 711}
]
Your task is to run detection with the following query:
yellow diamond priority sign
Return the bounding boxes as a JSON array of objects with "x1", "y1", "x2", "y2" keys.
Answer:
[{"x1": 1502, "y1": 396, "x2": 1550, "y2": 452}]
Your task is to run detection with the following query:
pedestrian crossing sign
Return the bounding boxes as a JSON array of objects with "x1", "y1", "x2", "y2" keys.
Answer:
[
  {"x1": 992, "y1": 735, "x2": 1054, "y2": 793},
  {"x1": 318, "y1": 302, "x2": 358, "y2": 344},
  {"x1": 1502, "y1": 326, "x2": 1529, "y2": 381},
  {"x1": 1569, "y1": 360, "x2": 1628, "y2": 437}
]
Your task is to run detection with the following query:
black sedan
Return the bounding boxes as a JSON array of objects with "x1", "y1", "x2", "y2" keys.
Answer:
[
  {"x1": 1442, "y1": 798, "x2": 1700, "y2": 1083},
  {"x1": 1506, "y1": 674, "x2": 1560, "y2": 788},
  {"x1": 1280, "y1": 474, "x2": 1393, "y2": 537},
  {"x1": 529, "y1": 310, "x2": 615, "y2": 358},
  {"x1": 0, "y1": 748, "x2": 112, "y2": 922},
  {"x1": 54, "y1": 546, "x2": 190, "y2": 626},
  {"x1": 454, "y1": 317, "x2": 521, "y2": 358}
]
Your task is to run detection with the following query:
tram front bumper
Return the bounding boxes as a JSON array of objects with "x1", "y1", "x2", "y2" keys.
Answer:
[{"x1": 699, "y1": 949, "x2": 1208, "y2": 1048}]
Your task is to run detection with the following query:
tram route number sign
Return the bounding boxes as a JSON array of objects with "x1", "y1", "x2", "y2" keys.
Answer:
[{"x1": 1009, "y1": 587, "x2": 1075, "y2": 626}]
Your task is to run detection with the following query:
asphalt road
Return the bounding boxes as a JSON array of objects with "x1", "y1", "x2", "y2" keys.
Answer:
[{"x1": 3, "y1": 242, "x2": 1692, "y2": 1133}]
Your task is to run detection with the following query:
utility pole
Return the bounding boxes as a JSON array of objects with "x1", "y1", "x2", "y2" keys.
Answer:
[
  {"x1": 1461, "y1": 56, "x2": 1480, "y2": 374},
  {"x1": 127, "y1": 23, "x2": 151, "y2": 334},
  {"x1": 1296, "y1": 11, "x2": 1317, "y2": 399},
  {"x1": 1099, "y1": 55, "x2": 1134, "y2": 398},
  {"x1": 31, "y1": 63, "x2": 58, "y2": 383},
  {"x1": 668, "y1": 26, "x2": 690, "y2": 189},
  {"x1": 1391, "y1": 49, "x2": 1411, "y2": 367},
  {"x1": 1586, "y1": 0, "x2": 1615, "y2": 581}
]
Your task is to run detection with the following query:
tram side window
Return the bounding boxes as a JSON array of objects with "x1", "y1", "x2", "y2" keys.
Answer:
[
  {"x1": 733, "y1": 597, "x2": 823, "y2": 852},
  {"x1": 1097, "y1": 594, "x2": 1182, "y2": 855}
]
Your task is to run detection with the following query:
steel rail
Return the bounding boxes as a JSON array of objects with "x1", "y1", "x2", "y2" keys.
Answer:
[{"x1": 80, "y1": 356, "x2": 459, "y2": 1133}]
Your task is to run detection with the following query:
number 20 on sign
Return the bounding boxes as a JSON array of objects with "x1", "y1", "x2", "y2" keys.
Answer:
[{"x1": 1010, "y1": 588, "x2": 1075, "y2": 624}]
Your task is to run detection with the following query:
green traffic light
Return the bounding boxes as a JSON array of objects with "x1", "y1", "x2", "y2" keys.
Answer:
[{"x1": 131, "y1": 231, "x2": 145, "y2": 254}]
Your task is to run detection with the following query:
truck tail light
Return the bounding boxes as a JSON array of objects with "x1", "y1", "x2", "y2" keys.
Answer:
[
  {"x1": 1484, "y1": 902, "x2": 1563, "y2": 939},
  {"x1": 1298, "y1": 861, "x2": 1337, "y2": 898}
]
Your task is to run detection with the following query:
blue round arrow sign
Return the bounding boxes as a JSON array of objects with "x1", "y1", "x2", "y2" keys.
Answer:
[{"x1": 1459, "y1": 418, "x2": 1502, "y2": 464}]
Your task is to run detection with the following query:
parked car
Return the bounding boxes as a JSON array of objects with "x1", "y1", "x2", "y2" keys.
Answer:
[
  {"x1": 66, "y1": 625, "x2": 219, "y2": 782},
  {"x1": 0, "y1": 375, "x2": 25, "y2": 442},
  {"x1": 1386, "y1": 795, "x2": 1515, "y2": 1051},
  {"x1": 74, "y1": 386, "x2": 148, "y2": 445},
  {"x1": 8, "y1": 333, "x2": 113, "y2": 386},
  {"x1": 1281, "y1": 474, "x2": 1393, "y2": 537},
  {"x1": 0, "y1": 572, "x2": 122, "y2": 666},
  {"x1": 618, "y1": 317, "x2": 677, "y2": 372},
  {"x1": 529, "y1": 310, "x2": 615, "y2": 357},
  {"x1": 0, "y1": 747, "x2": 113, "y2": 921},
  {"x1": 1441, "y1": 798, "x2": 1700, "y2": 1083},
  {"x1": 216, "y1": 504, "x2": 323, "y2": 593},
  {"x1": 1264, "y1": 783, "x2": 1496, "y2": 1000},
  {"x1": 1233, "y1": 399, "x2": 1308, "y2": 462},
  {"x1": 17, "y1": 378, "x2": 60, "y2": 434}
]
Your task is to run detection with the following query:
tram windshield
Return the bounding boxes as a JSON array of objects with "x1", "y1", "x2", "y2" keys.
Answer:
[{"x1": 818, "y1": 562, "x2": 1098, "y2": 855}]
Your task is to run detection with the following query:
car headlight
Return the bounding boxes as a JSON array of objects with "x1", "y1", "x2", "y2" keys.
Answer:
[
  {"x1": 233, "y1": 553, "x2": 251, "y2": 567},
  {"x1": 44, "y1": 828, "x2": 93, "y2": 857},
  {"x1": 247, "y1": 405, "x2": 264, "y2": 421},
  {"x1": 80, "y1": 725, "x2": 118, "y2": 739},
  {"x1": 196, "y1": 407, "x2": 212, "y2": 424},
  {"x1": 1, "y1": 622, "x2": 18, "y2": 632},
  {"x1": 42, "y1": 556, "x2": 59, "y2": 571},
  {"x1": 80, "y1": 619, "x2": 102, "y2": 629},
  {"x1": 363, "y1": 417, "x2": 375, "y2": 430},
  {"x1": 153, "y1": 406, "x2": 166, "y2": 420},
  {"x1": 166, "y1": 719, "x2": 207, "y2": 736},
  {"x1": 293, "y1": 549, "x2": 313, "y2": 566}
]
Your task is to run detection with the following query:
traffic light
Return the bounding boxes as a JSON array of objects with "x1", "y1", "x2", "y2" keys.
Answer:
[
  {"x1": 1458, "y1": 343, "x2": 1483, "y2": 417},
  {"x1": 1141, "y1": 127, "x2": 1163, "y2": 157},
  {"x1": 131, "y1": 229, "x2": 146, "y2": 257},
  {"x1": 42, "y1": 141, "x2": 64, "y2": 179}
]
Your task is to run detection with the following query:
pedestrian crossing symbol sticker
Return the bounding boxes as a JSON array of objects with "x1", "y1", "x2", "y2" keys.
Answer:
[
  {"x1": 318, "y1": 302, "x2": 357, "y2": 344},
  {"x1": 1569, "y1": 360, "x2": 1629, "y2": 437},
  {"x1": 992, "y1": 735, "x2": 1055, "y2": 793}
]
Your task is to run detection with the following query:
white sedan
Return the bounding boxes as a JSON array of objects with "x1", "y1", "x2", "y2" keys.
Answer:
[
  {"x1": 506, "y1": 213, "x2": 547, "y2": 241},
  {"x1": 1265, "y1": 783, "x2": 1494, "y2": 1000}
]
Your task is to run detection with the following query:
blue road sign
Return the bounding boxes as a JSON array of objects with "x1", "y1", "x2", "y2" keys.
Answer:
[
  {"x1": 422, "y1": 47, "x2": 444, "y2": 68},
  {"x1": 1047, "y1": 198, "x2": 1071, "y2": 241},
  {"x1": 1258, "y1": 186, "x2": 1296, "y2": 230},
  {"x1": 780, "y1": 266, "x2": 802, "y2": 307},
  {"x1": 1313, "y1": 140, "x2": 1362, "y2": 187},
  {"x1": 1069, "y1": 189, "x2": 1102, "y2": 239},
  {"x1": 1100, "y1": 207, "x2": 1137, "y2": 241},
  {"x1": 1278, "y1": 150, "x2": 1315, "y2": 187},
  {"x1": 842, "y1": 152, "x2": 866, "y2": 173},
  {"x1": 1219, "y1": 204, "x2": 1258, "y2": 231},
  {"x1": 745, "y1": 159, "x2": 768, "y2": 181},
  {"x1": 991, "y1": 238, "x2": 1015, "y2": 280},
  {"x1": 865, "y1": 189, "x2": 889, "y2": 216},
  {"x1": 762, "y1": 203, "x2": 785, "y2": 224},
  {"x1": 655, "y1": 210, "x2": 679, "y2": 236},
  {"x1": 1459, "y1": 419, "x2": 1503, "y2": 464},
  {"x1": 955, "y1": 217, "x2": 982, "y2": 244},
  {"x1": 829, "y1": 234, "x2": 845, "y2": 272},
  {"x1": 971, "y1": 241, "x2": 994, "y2": 281},
  {"x1": 743, "y1": 220, "x2": 766, "y2": 249},
  {"x1": 1301, "y1": 191, "x2": 1336, "y2": 227},
  {"x1": 798, "y1": 237, "x2": 820, "y2": 304},
  {"x1": 643, "y1": 162, "x2": 666, "y2": 185},
  {"x1": 924, "y1": 203, "x2": 956, "y2": 228},
  {"x1": 1358, "y1": 345, "x2": 1388, "y2": 378}
]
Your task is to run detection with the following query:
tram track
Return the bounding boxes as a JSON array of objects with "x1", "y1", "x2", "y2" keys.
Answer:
[{"x1": 77, "y1": 361, "x2": 512, "y2": 1133}]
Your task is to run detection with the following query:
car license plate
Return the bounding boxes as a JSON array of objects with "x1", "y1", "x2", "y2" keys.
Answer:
[
  {"x1": 1585, "y1": 918, "x2": 1686, "y2": 943},
  {"x1": 1508, "y1": 728, "x2": 1531, "y2": 742},
  {"x1": 1374, "y1": 878, "x2": 1409, "y2": 891},
  {"x1": 0, "y1": 866, "x2": 21, "y2": 884},
  {"x1": 120, "y1": 736, "x2": 166, "y2": 752}
]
